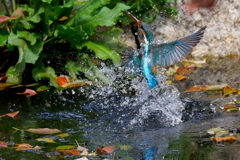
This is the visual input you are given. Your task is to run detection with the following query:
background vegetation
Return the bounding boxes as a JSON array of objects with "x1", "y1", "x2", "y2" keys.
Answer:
[{"x1": 0, "y1": 0, "x2": 178, "y2": 92}]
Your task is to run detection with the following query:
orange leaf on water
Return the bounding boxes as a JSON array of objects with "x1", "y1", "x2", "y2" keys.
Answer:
[
  {"x1": 57, "y1": 149, "x2": 80, "y2": 156},
  {"x1": 15, "y1": 143, "x2": 33, "y2": 148},
  {"x1": 184, "y1": 85, "x2": 208, "y2": 92},
  {"x1": 0, "y1": 142, "x2": 7, "y2": 147},
  {"x1": 212, "y1": 136, "x2": 236, "y2": 142},
  {"x1": 224, "y1": 104, "x2": 238, "y2": 111},
  {"x1": 5, "y1": 111, "x2": 19, "y2": 118},
  {"x1": 176, "y1": 67, "x2": 194, "y2": 75},
  {"x1": 17, "y1": 89, "x2": 37, "y2": 97},
  {"x1": 26, "y1": 128, "x2": 61, "y2": 134},
  {"x1": 96, "y1": 147, "x2": 107, "y2": 155},
  {"x1": 223, "y1": 86, "x2": 238, "y2": 96},
  {"x1": 174, "y1": 75, "x2": 187, "y2": 81},
  {"x1": 102, "y1": 146, "x2": 114, "y2": 153},
  {"x1": 57, "y1": 76, "x2": 69, "y2": 86}
]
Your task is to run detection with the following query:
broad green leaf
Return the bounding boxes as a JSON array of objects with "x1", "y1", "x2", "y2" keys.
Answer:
[
  {"x1": 32, "y1": 66, "x2": 58, "y2": 87},
  {"x1": 79, "y1": 41, "x2": 121, "y2": 66},
  {"x1": 17, "y1": 31, "x2": 37, "y2": 45},
  {"x1": 79, "y1": 3, "x2": 130, "y2": 30},
  {"x1": 0, "y1": 29, "x2": 9, "y2": 46},
  {"x1": 8, "y1": 32, "x2": 44, "y2": 72},
  {"x1": 90, "y1": 27, "x2": 126, "y2": 53},
  {"x1": 6, "y1": 66, "x2": 22, "y2": 84},
  {"x1": 65, "y1": 54, "x2": 111, "y2": 84}
]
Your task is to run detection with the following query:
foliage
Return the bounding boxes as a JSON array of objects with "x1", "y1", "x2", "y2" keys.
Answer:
[
  {"x1": 0, "y1": 0, "x2": 129, "y2": 90},
  {"x1": 119, "y1": 0, "x2": 179, "y2": 24},
  {"x1": 0, "y1": 0, "x2": 179, "y2": 91}
]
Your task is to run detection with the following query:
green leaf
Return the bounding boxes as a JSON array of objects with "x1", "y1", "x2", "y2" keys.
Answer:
[
  {"x1": 17, "y1": 30, "x2": 38, "y2": 45},
  {"x1": 79, "y1": 41, "x2": 121, "y2": 66},
  {"x1": 42, "y1": 0, "x2": 52, "y2": 3},
  {"x1": 65, "y1": 54, "x2": 111, "y2": 84},
  {"x1": 32, "y1": 66, "x2": 58, "y2": 87},
  {"x1": 90, "y1": 27, "x2": 126, "y2": 53},
  {"x1": 6, "y1": 66, "x2": 22, "y2": 84},
  {"x1": 56, "y1": 145, "x2": 75, "y2": 150},
  {"x1": 77, "y1": 3, "x2": 130, "y2": 29},
  {"x1": 8, "y1": 32, "x2": 44, "y2": 72},
  {"x1": 0, "y1": 29, "x2": 8, "y2": 46}
]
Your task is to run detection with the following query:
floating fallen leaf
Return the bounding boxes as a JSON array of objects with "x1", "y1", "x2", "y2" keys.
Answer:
[
  {"x1": 57, "y1": 149, "x2": 80, "y2": 156},
  {"x1": 57, "y1": 76, "x2": 69, "y2": 85},
  {"x1": 211, "y1": 136, "x2": 236, "y2": 142},
  {"x1": 56, "y1": 133, "x2": 69, "y2": 138},
  {"x1": 182, "y1": 61, "x2": 202, "y2": 68},
  {"x1": 36, "y1": 138, "x2": 55, "y2": 143},
  {"x1": 204, "y1": 84, "x2": 228, "y2": 91},
  {"x1": 17, "y1": 89, "x2": 37, "y2": 97},
  {"x1": 184, "y1": 85, "x2": 208, "y2": 92},
  {"x1": 102, "y1": 146, "x2": 114, "y2": 154},
  {"x1": 56, "y1": 145, "x2": 75, "y2": 150},
  {"x1": 223, "y1": 86, "x2": 238, "y2": 96},
  {"x1": 174, "y1": 74, "x2": 187, "y2": 81},
  {"x1": 224, "y1": 104, "x2": 239, "y2": 111},
  {"x1": 166, "y1": 67, "x2": 176, "y2": 76},
  {"x1": 15, "y1": 143, "x2": 32, "y2": 147},
  {"x1": 176, "y1": 67, "x2": 194, "y2": 75},
  {"x1": 226, "y1": 54, "x2": 236, "y2": 58},
  {"x1": 5, "y1": 111, "x2": 19, "y2": 119},
  {"x1": 207, "y1": 127, "x2": 224, "y2": 135},
  {"x1": 96, "y1": 147, "x2": 106, "y2": 155},
  {"x1": 81, "y1": 148, "x2": 89, "y2": 156},
  {"x1": 26, "y1": 128, "x2": 61, "y2": 134},
  {"x1": 0, "y1": 82, "x2": 16, "y2": 90},
  {"x1": 33, "y1": 145, "x2": 42, "y2": 150},
  {"x1": 165, "y1": 80, "x2": 172, "y2": 85},
  {"x1": 0, "y1": 142, "x2": 7, "y2": 147},
  {"x1": 36, "y1": 86, "x2": 51, "y2": 92},
  {"x1": 61, "y1": 80, "x2": 91, "y2": 88}
]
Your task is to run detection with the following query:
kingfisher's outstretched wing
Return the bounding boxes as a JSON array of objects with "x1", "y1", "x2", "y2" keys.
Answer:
[{"x1": 150, "y1": 26, "x2": 206, "y2": 67}]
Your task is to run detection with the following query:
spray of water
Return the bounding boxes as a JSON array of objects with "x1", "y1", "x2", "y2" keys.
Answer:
[{"x1": 80, "y1": 63, "x2": 184, "y2": 131}]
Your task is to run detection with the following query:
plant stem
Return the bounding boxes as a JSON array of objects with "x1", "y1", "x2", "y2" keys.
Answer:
[
  {"x1": 1, "y1": 0, "x2": 11, "y2": 16},
  {"x1": 12, "y1": 0, "x2": 16, "y2": 11}
]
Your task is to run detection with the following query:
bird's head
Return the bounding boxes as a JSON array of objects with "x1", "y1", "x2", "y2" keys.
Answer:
[{"x1": 125, "y1": 11, "x2": 154, "y2": 44}]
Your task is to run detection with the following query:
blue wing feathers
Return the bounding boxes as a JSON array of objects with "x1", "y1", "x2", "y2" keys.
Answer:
[{"x1": 153, "y1": 26, "x2": 206, "y2": 67}]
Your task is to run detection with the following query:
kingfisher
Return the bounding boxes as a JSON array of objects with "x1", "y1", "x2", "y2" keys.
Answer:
[{"x1": 123, "y1": 11, "x2": 206, "y2": 89}]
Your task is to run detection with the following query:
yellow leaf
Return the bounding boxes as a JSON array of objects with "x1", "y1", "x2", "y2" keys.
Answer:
[
  {"x1": 223, "y1": 86, "x2": 238, "y2": 96},
  {"x1": 56, "y1": 145, "x2": 75, "y2": 150},
  {"x1": 56, "y1": 133, "x2": 69, "y2": 138},
  {"x1": 204, "y1": 83, "x2": 228, "y2": 91},
  {"x1": 36, "y1": 138, "x2": 55, "y2": 143}
]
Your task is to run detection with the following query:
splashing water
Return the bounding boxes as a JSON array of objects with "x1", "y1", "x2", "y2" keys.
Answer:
[{"x1": 80, "y1": 63, "x2": 184, "y2": 131}]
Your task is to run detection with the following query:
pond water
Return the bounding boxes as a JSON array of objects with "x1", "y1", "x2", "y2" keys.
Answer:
[{"x1": 1, "y1": 57, "x2": 240, "y2": 160}]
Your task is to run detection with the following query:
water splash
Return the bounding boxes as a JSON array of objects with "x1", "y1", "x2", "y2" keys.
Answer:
[{"x1": 79, "y1": 64, "x2": 184, "y2": 131}]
